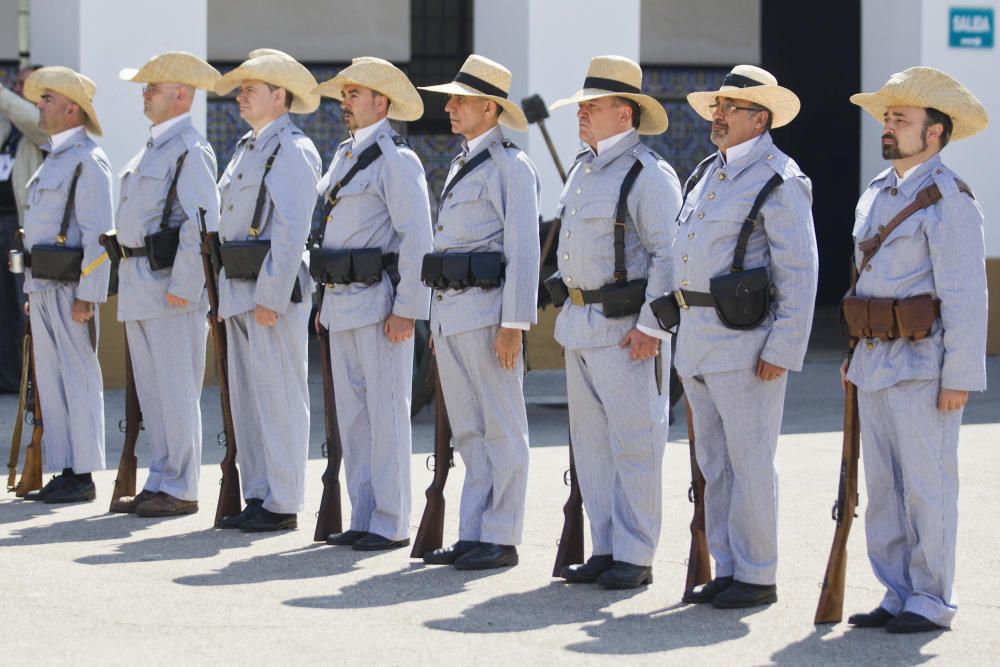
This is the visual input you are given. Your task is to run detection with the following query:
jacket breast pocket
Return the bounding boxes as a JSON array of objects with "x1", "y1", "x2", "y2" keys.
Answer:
[
  {"x1": 29, "y1": 170, "x2": 70, "y2": 210},
  {"x1": 442, "y1": 180, "x2": 485, "y2": 210}
]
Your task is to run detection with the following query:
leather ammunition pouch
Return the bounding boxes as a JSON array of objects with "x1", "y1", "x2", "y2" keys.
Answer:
[
  {"x1": 547, "y1": 276, "x2": 648, "y2": 319},
  {"x1": 421, "y1": 251, "x2": 504, "y2": 290},
  {"x1": 219, "y1": 240, "x2": 271, "y2": 281},
  {"x1": 840, "y1": 293, "x2": 939, "y2": 341},
  {"x1": 543, "y1": 270, "x2": 569, "y2": 307},
  {"x1": 143, "y1": 226, "x2": 181, "y2": 271},
  {"x1": 709, "y1": 266, "x2": 772, "y2": 330},
  {"x1": 29, "y1": 244, "x2": 83, "y2": 282},
  {"x1": 309, "y1": 247, "x2": 399, "y2": 287}
]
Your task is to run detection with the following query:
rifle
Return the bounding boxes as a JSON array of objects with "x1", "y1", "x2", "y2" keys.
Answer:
[
  {"x1": 815, "y1": 265, "x2": 862, "y2": 624},
  {"x1": 683, "y1": 398, "x2": 711, "y2": 595},
  {"x1": 108, "y1": 335, "x2": 141, "y2": 509},
  {"x1": 312, "y1": 285, "x2": 343, "y2": 541},
  {"x1": 410, "y1": 358, "x2": 453, "y2": 558},
  {"x1": 551, "y1": 435, "x2": 584, "y2": 576},
  {"x1": 7, "y1": 324, "x2": 31, "y2": 490},
  {"x1": 521, "y1": 94, "x2": 567, "y2": 277},
  {"x1": 100, "y1": 230, "x2": 142, "y2": 509},
  {"x1": 14, "y1": 319, "x2": 42, "y2": 497},
  {"x1": 197, "y1": 208, "x2": 242, "y2": 526}
]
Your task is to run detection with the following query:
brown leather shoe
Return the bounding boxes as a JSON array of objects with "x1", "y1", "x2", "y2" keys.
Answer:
[
  {"x1": 135, "y1": 492, "x2": 199, "y2": 517},
  {"x1": 110, "y1": 489, "x2": 157, "y2": 514}
]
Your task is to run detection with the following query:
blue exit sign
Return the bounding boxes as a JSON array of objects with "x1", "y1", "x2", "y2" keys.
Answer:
[{"x1": 950, "y1": 7, "x2": 994, "y2": 48}]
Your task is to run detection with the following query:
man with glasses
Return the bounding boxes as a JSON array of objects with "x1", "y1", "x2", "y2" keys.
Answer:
[{"x1": 671, "y1": 66, "x2": 818, "y2": 608}]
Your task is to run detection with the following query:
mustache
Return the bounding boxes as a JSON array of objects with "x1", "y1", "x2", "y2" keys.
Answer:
[{"x1": 881, "y1": 133, "x2": 896, "y2": 142}]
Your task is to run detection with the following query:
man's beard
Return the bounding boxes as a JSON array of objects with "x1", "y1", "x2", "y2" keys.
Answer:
[
  {"x1": 710, "y1": 122, "x2": 727, "y2": 147},
  {"x1": 881, "y1": 129, "x2": 928, "y2": 159}
]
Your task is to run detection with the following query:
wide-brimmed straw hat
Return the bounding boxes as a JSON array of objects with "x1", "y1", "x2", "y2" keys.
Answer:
[
  {"x1": 215, "y1": 49, "x2": 320, "y2": 114},
  {"x1": 687, "y1": 65, "x2": 800, "y2": 128},
  {"x1": 119, "y1": 51, "x2": 221, "y2": 90},
  {"x1": 23, "y1": 66, "x2": 103, "y2": 136},
  {"x1": 850, "y1": 66, "x2": 988, "y2": 141},
  {"x1": 312, "y1": 57, "x2": 423, "y2": 122},
  {"x1": 419, "y1": 54, "x2": 528, "y2": 131},
  {"x1": 549, "y1": 55, "x2": 667, "y2": 135}
]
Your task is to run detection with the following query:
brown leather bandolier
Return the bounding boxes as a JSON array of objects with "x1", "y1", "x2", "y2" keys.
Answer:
[{"x1": 841, "y1": 179, "x2": 973, "y2": 342}]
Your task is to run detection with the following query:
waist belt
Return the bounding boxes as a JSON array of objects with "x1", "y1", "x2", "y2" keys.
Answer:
[
  {"x1": 841, "y1": 293, "x2": 940, "y2": 342},
  {"x1": 122, "y1": 245, "x2": 148, "y2": 258},
  {"x1": 421, "y1": 251, "x2": 504, "y2": 290},
  {"x1": 671, "y1": 289, "x2": 715, "y2": 309}
]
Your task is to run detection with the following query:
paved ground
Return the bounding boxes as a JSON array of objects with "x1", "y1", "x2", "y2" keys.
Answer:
[{"x1": 1, "y1": 312, "x2": 997, "y2": 665}]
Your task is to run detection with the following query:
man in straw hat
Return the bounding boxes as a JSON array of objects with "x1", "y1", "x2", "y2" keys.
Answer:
[
  {"x1": 19, "y1": 66, "x2": 113, "y2": 503},
  {"x1": 416, "y1": 54, "x2": 540, "y2": 569},
  {"x1": 548, "y1": 55, "x2": 681, "y2": 589},
  {"x1": 674, "y1": 65, "x2": 817, "y2": 608},
  {"x1": 107, "y1": 52, "x2": 222, "y2": 517},
  {"x1": 212, "y1": 49, "x2": 321, "y2": 532},
  {"x1": 842, "y1": 67, "x2": 988, "y2": 633},
  {"x1": 312, "y1": 57, "x2": 432, "y2": 551}
]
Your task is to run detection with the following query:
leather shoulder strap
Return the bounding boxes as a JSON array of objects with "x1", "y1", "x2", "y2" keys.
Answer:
[
  {"x1": 731, "y1": 174, "x2": 783, "y2": 272},
  {"x1": 312, "y1": 141, "x2": 385, "y2": 248},
  {"x1": 437, "y1": 144, "x2": 505, "y2": 206},
  {"x1": 57, "y1": 164, "x2": 84, "y2": 244},
  {"x1": 159, "y1": 151, "x2": 189, "y2": 231},
  {"x1": 856, "y1": 183, "x2": 943, "y2": 273},
  {"x1": 248, "y1": 144, "x2": 282, "y2": 238},
  {"x1": 612, "y1": 159, "x2": 644, "y2": 284}
]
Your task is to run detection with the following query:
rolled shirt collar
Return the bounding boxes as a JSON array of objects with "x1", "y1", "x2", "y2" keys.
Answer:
[
  {"x1": 48, "y1": 125, "x2": 86, "y2": 152},
  {"x1": 591, "y1": 127, "x2": 636, "y2": 156},
  {"x1": 150, "y1": 112, "x2": 191, "y2": 141}
]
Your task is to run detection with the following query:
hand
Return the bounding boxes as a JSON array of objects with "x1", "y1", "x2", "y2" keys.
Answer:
[
  {"x1": 71, "y1": 299, "x2": 95, "y2": 323},
  {"x1": 429, "y1": 334, "x2": 435, "y2": 357},
  {"x1": 23, "y1": 299, "x2": 30, "y2": 316},
  {"x1": 756, "y1": 358, "x2": 786, "y2": 382},
  {"x1": 313, "y1": 309, "x2": 322, "y2": 335},
  {"x1": 384, "y1": 314, "x2": 414, "y2": 343},
  {"x1": 166, "y1": 292, "x2": 189, "y2": 308},
  {"x1": 840, "y1": 358, "x2": 849, "y2": 391},
  {"x1": 254, "y1": 304, "x2": 278, "y2": 327},
  {"x1": 620, "y1": 328, "x2": 659, "y2": 361},
  {"x1": 937, "y1": 388, "x2": 968, "y2": 412},
  {"x1": 494, "y1": 327, "x2": 522, "y2": 370}
]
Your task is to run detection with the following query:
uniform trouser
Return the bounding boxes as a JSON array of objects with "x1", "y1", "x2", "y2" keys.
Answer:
[
  {"x1": 28, "y1": 285, "x2": 105, "y2": 473},
  {"x1": 225, "y1": 302, "x2": 310, "y2": 514},
  {"x1": 125, "y1": 310, "x2": 207, "y2": 501},
  {"x1": 435, "y1": 325, "x2": 530, "y2": 545},
  {"x1": 564, "y1": 344, "x2": 669, "y2": 566},
  {"x1": 329, "y1": 322, "x2": 413, "y2": 541},
  {"x1": 0, "y1": 210, "x2": 24, "y2": 392},
  {"x1": 684, "y1": 367, "x2": 787, "y2": 585},
  {"x1": 858, "y1": 378, "x2": 961, "y2": 627}
]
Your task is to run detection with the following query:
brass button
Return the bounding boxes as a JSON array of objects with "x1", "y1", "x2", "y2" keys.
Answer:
[
  {"x1": 681, "y1": 279, "x2": 689, "y2": 286},
  {"x1": 436, "y1": 225, "x2": 443, "y2": 232},
  {"x1": 565, "y1": 231, "x2": 571, "y2": 238},
  {"x1": 697, "y1": 212, "x2": 705, "y2": 219},
  {"x1": 707, "y1": 192, "x2": 715, "y2": 200},
  {"x1": 936, "y1": 169, "x2": 943, "y2": 174},
  {"x1": 562, "y1": 253, "x2": 569, "y2": 260},
  {"x1": 890, "y1": 188, "x2": 898, "y2": 196},
  {"x1": 575, "y1": 187, "x2": 582, "y2": 195},
  {"x1": 346, "y1": 150, "x2": 353, "y2": 159},
  {"x1": 436, "y1": 294, "x2": 443, "y2": 301},
  {"x1": 718, "y1": 173, "x2": 726, "y2": 181},
  {"x1": 448, "y1": 192, "x2": 453, "y2": 199},
  {"x1": 565, "y1": 276, "x2": 573, "y2": 282},
  {"x1": 865, "y1": 264, "x2": 872, "y2": 272},
  {"x1": 237, "y1": 173, "x2": 243, "y2": 180},
  {"x1": 570, "y1": 208, "x2": 577, "y2": 216},
  {"x1": 866, "y1": 341, "x2": 875, "y2": 350},
  {"x1": 248, "y1": 143, "x2": 255, "y2": 151},
  {"x1": 584, "y1": 166, "x2": 592, "y2": 173},
  {"x1": 228, "y1": 204, "x2": 234, "y2": 211},
  {"x1": 459, "y1": 159, "x2": 466, "y2": 168},
  {"x1": 767, "y1": 154, "x2": 774, "y2": 160},
  {"x1": 878, "y1": 225, "x2": 885, "y2": 232},
  {"x1": 682, "y1": 255, "x2": 688, "y2": 262},
  {"x1": 688, "y1": 232, "x2": 695, "y2": 239}
]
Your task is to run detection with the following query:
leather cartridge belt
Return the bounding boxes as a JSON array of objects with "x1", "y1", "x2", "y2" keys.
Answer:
[
  {"x1": 670, "y1": 288, "x2": 715, "y2": 309},
  {"x1": 841, "y1": 293, "x2": 940, "y2": 342},
  {"x1": 121, "y1": 244, "x2": 148, "y2": 258}
]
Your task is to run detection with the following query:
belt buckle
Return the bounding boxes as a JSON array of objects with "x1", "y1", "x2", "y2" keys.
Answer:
[
  {"x1": 673, "y1": 289, "x2": 689, "y2": 310},
  {"x1": 569, "y1": 288, "x2": 585, "y2": 307}
]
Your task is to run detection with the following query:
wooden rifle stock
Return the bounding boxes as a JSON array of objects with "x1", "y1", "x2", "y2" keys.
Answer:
[
  {"x1": 108, "y1": 334, "x2": 141, "y2": 508},
  {"x1": 814, "y1": 337, "x2": 861, "y2": 624},
  {"x1": 410, "y1": 359, "x2": 453, "y2": 558},
  {"x1": 7, "y1": 326, "x2": 31, "y2": 491},
  {"x1": 313, "y1": 286, "x2": 344, "y2": 541},
  {"x1": 551, "y1": 435, "x2": 584, "y2": 576},
  {"x1": 683, "y1": 398, "x2": 712, "y2": 594},
  {"x1": 15, "y1": 320, "x2": 42, "y2": 497},
  {"x1": 197, "y1": 208, "x2": 242, "y2": 526}
]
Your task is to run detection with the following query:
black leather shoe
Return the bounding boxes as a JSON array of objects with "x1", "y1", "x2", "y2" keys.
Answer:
[
  {"x1": 598, "y1": 561, "x2": 653, "y2": 589},
  {"x1": 326, "y1": 530, "x2": 368, "y2": 546},
  {"x1": 848, "y1": 607, "x2": 895, "y2": 628},
  {"x1": 711, "y1": 580, "x2": 777, "y2": 608},
  {"x1": 454, "y1": 543, "x2": 518, "y2": 570},
  {"x1": 683, "y1": 576, "x2": 734, "y2": 604},
  {"x1": 352, "y1": 532, "x2": 410, "y2": 551},
  {"x1": 23, "y1": 473, "x2": 68, "y2": 501},
  {"x1": 885, "y1": 611, "x2": 945, "y2": 634},
  {"x1": 239, "y1": 508, "x2": 297, "y2": 532},
  {"x1": 216, "y1": 498, "x2": 263, "y2": 529},
  {"x1": 423, "y1": 540, "x2": 481, "y2": 565},
  {"x1": 43, "y1": 477, "x2": 96, "y2": 504},
  {"x1": 561, "y1": 555, "x2": 614, "y2": 583}
]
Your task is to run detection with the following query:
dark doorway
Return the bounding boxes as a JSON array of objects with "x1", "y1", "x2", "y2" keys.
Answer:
[{"x1": 761, "y1": 0, "x2": 861, "y2": 305}]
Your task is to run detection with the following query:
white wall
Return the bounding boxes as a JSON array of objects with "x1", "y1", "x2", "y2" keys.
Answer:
[
  {"x1": 206, "y1": 0, "x2": 409, "y2": 63},
  {"x1": 0, "y1": 0, "x2": 21, "y2": 61},
  {"x1": 475, "y1": 0, "x2": 641, "y2": 218},
  {"x1": 861, "y1": 0, "x2": 1000, "y2": 257},
  {"x1": 640, "y1": 0, "x2": 760, "y2": 65}
]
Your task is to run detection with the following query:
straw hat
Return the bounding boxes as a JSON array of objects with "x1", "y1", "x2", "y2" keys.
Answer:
[
  {"x1": 312, "y1": 57, "x2": 423, "y2": 122},
  {"x1": 23, "y1": 66, "x2": 103, "y2": 136},
  {"x1": 419, "y1": 55, "x2": 528, "y2": 131},
  {"x1": 549, "y1": 56, "x2": 667, "y2": 135},
  {"x1": 119, "y1": 51, "x2": 221, "y2": 90},
  {"x1": 687, "y1": 65, "x2": 800, "y2": 129},
  {"x1": 850, "y1": 66, "x2": 988, "y2": 141},
  {"x1": 215, "y1": 49, "x2": 320, "y2": 114}
]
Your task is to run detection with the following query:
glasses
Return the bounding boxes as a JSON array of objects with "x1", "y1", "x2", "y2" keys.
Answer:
[
  {"x1": 142, "y1": 84, "x2": 179, "y2": 97},
  {"x1": 709, "y1": 102, "x2": 763, "y2": 117}
]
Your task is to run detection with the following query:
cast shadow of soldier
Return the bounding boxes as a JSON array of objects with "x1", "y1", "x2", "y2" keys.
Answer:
[
  {"x1": 0, "y1": 497, "x2": 62, "y2": 525},
  {"x1": 75, "y1": 524, "x2": 288, "y2": 566},
  {"x1": 283, "y1": 562, "x2": 505, "y2": 609},
  {"x1": 0, "y1": 508, "x2": 188, "y2": 547},
  {"x1": 422, "y1": 583, "x2": 754, "y2": 654},
  {"x1": 768, "y1": 623, "x2": 942, "y2": 665}
]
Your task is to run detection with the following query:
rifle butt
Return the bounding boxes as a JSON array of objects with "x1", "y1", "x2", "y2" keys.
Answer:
[
  {"x1": 814, "y1": 547, "x2": 848, "y2": 624},
  {"x1": 551, "y1": 501, "x2": 584, "y2": 577},
  {"x1": 410, "y1": 492, "x2": 444, "y2": 558},
  {"x1": 313, "y1": 477, "x2": 343, "y2": 541},
  {"x1": 214, "y1": 462, "x2": 242, "y2": 526}
]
